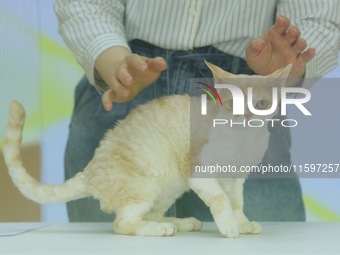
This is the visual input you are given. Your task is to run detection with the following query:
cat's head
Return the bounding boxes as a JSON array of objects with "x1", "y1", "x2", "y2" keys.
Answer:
[{"x1": 205, "y1": 60, "x2": 292, "y2": 122}]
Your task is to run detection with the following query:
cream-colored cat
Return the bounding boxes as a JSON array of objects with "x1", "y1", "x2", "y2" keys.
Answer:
[{"x1": 3, "y1": 62, "x2": 291, "y2": 238}]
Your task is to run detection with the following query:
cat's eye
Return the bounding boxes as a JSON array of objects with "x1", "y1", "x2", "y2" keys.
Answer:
[
  {"x1": 256, "y1": 100, "x2": 270, "y2": 110},
  {"x1": 228, "y1": 99, "x2": 233, "y2": 109}
]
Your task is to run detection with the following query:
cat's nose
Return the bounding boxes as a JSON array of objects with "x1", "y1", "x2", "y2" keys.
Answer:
[{"x1": 245, "y1": 112, "x2": 253, "y2": 120}]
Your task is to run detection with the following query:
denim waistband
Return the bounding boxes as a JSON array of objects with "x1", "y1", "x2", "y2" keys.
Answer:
[
  {"x1": 128, "y1": 39, "x2": 252, "y2": 75},
  {"x1": 130, "y1": 39, "x2": 235, "y2": 56}
]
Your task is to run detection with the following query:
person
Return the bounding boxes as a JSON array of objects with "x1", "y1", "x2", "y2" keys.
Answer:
[{"x1": 54, "y1": 0, "x2": 339, "y2": 222}]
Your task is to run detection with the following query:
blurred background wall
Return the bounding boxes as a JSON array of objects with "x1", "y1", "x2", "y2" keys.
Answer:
[
  {"x1": 0, "y1": 0, "x2": 81, "y2": 222},
  {"x1": 0, "y1": 0, "x2": 339, "y2": 222}
]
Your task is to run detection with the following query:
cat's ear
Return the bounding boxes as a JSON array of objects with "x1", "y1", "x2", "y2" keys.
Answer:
[
  {"x1": 266, "y1": 63, "x2": 293, "y2": 87},
  {"x1": 205, "y1": 60, "x2": 235, "y2": 82},
  {"x1": 267, "y1": 63, "x2": 292, "y2": 79}
]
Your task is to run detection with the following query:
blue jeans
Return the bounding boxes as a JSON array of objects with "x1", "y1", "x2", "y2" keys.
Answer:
[{"x1": 65, "y1": 40, "x2": 305, "y2": 222}]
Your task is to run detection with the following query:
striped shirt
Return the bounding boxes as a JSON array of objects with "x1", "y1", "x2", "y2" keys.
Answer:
[{"x1": 54, "y1": 0, "x2": 340, "y2": 86}]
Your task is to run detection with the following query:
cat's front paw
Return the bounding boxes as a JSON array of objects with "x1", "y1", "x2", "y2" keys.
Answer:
[
  {"x1": 137, "y1": 222, "x2": 177, "y2": 237},
  {"x1": 175, "y1": 217, "x2": 202, "y2": 232},
  {"x1": 239, "y1": 221, "x2": 262, "y2": 234},
  {"x1": 215, "y1": 217, "x2": 239, "y2": 238}
]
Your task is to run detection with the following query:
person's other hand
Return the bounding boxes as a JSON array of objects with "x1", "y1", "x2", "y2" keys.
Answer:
[
  {"x1": 246, "y1": 16, "x2": 316, "y2": 79},
  {"x1": 95, "y1": 46, "x2": 167, "y2": 111}
]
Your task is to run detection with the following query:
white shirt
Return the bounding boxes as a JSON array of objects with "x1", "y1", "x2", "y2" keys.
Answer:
[{"x1": 54, "y1": 0, "x2": 340, "y2": 86}]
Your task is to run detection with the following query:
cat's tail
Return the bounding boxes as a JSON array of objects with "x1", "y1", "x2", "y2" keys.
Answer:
[{"x1": 2, "y1": 100, "x2": 89, "y2": 204}]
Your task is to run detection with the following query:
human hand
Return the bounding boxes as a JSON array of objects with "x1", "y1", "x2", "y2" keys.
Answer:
[
  {"x1": 246, "y1": 16, "x2": 316, "y2": 80},
  {"x1": 95, "y1": 46, "x2": 167, "y2": 111}
]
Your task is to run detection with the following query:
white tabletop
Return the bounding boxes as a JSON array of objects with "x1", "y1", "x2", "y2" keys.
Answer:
[{"x1": 0, "y1": 222, "x2": 339, "y2": 255}]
